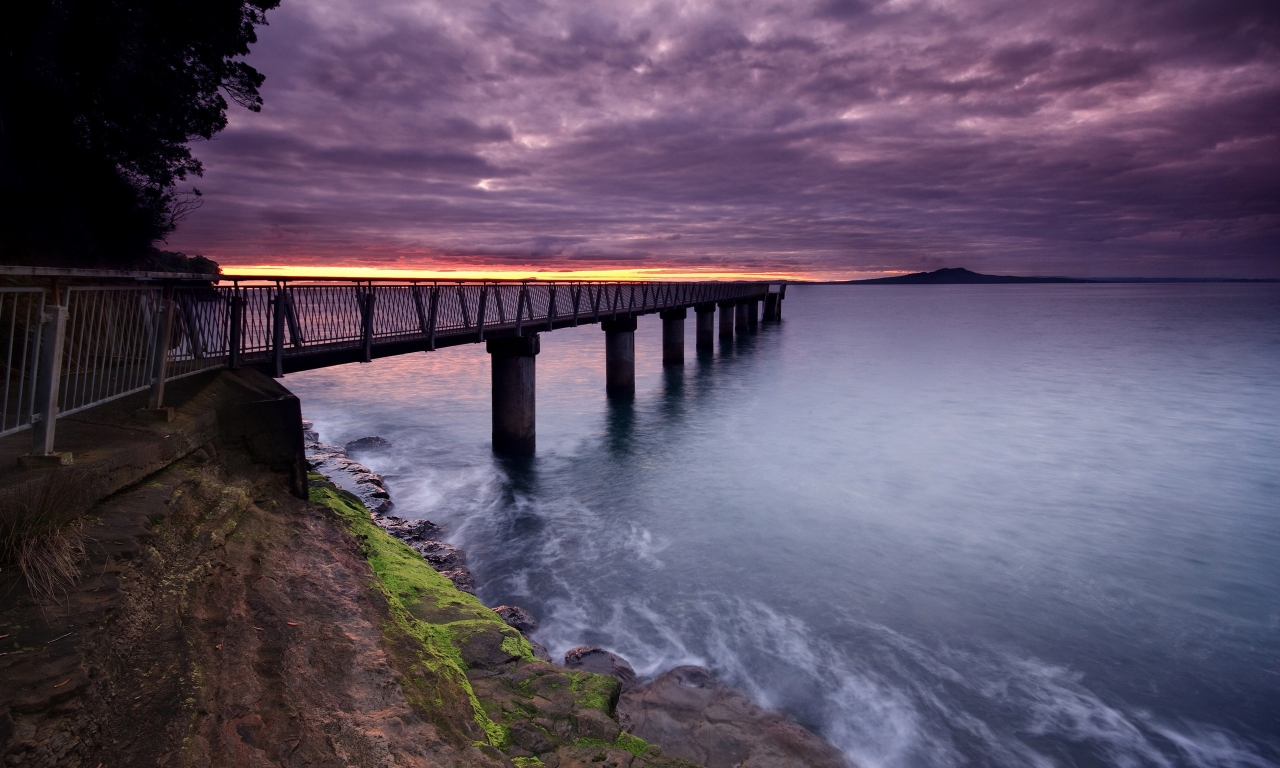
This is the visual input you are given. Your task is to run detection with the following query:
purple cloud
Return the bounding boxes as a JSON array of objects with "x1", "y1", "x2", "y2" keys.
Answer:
[{"x1": 167, "y1": 0, "x2": 1280, "y2": 277}]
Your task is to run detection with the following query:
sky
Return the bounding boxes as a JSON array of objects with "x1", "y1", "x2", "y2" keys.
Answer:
[{"x1": 167, "y1": 0, "x2": 1280, "y2": 280}]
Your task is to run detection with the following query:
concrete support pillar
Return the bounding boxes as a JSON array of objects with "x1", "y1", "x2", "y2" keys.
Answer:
[
  {"x1": 487, "y1": 335, "x2": 539, "y2": 456},
  {"x1": 747, "y1": 300, "x2": 759, "y2": 331},
  {"x1": 660, "y1": 307, "x2": 686, "y2": 366},
  {"x1": 763, "y1": 293, "x2": 778, "y2": 321},
  {"x1": 718, "y1": 302, "x2": 734, "y2": 339},
  {"x1": 695, "y1": 304, "x2": 716, "y2": 352},
  {"x1": 602, "y1": 316, "x2": 637, "y2": 397},
  {"x1": 735, "y1": 302, "x2": 749, "y2": 330}
]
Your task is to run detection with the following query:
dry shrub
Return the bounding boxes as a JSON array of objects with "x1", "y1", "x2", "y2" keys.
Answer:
[{"x1": 0, "y1": 468, "x2": 93, "y2": 604}]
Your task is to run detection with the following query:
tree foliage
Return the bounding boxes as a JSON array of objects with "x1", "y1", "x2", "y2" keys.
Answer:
[{"x1": 0, "y1": 0, "x2": 278, "y2": 267}]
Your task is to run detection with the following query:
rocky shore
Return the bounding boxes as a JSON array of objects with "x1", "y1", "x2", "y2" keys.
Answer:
[{"x1": 303, "y1": 422, "x2": 851, "y2": 768}]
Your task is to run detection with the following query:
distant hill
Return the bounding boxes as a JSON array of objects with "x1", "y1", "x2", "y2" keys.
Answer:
[{"x1": 846, "y1": 268, "x2": 1091, "y2": 284}]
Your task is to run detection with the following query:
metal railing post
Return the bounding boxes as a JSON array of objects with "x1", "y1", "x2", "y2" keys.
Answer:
[
  {"x1": 361, "y1": 287, "x2": 376, "y2": 362},
  {"x1": 146, "y1": 292, "x2": 175, "y2": 409},
  {"x1": 283, "y1": 287, "x2": 304, "y2": 347},
  {"x1": 475, "y1": 284, "x2": 488, "y2": 342},
  {"x1": 272, "y1": 284, "x2": 286, "y2": 378},
  {"x1": 515, "y1": 284, "x2": 527, "y2": 336},
  {"x1": 229, "y1": 289, "x2": 243, "y2": 369},
  {"x1": 28, "y1": 300, "x2": 68, "y2": 459},
  {"x1": 427, "y1": 284, "x2": 439, "y2": 351},
  {"x1": 411, "y1": 284, "x2": 429, "y2": 334},
  {"x1": 546, "y1": 284, "x2": 557, "y2": 331}
]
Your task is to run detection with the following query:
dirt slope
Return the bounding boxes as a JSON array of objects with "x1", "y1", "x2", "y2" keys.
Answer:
[{"x1": 1, "y1": 445, "x2": 697, "y2": 767}]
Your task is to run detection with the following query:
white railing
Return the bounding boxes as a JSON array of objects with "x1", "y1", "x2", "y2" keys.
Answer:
[{"x1": 0, "y1": 288, "x2": 46, "y2": 437}]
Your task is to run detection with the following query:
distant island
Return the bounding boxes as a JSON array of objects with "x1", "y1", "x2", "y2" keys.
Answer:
[
  {"x1": 840, "y1": 267, "x2": 1277, "y2": 284},
  {"x1": 845, "y1": 267, "x2": 1090, "y2": 284}
]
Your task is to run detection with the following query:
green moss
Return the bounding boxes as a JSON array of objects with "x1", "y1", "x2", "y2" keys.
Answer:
[
  {"x1": 512, "y1": 758, "x2": 545, "y2": 767},
  {"x1": 500, "y1": 633, "x2": 538, "y2": 662},
  {"x1": 569, "y1": 671, "x2": 619, "y2": 713},
  {"x1": 614, "y1": 731, "x2": 654, "y2": 756},
  {"x1": 571, "y1": 733, "x2": 653, "y2": 756},
  {"x1": 309, "y1": 485, "x2": 517, "y2": 748}
]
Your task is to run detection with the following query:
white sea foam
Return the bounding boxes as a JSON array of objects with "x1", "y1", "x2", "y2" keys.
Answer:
[
  {"x1": 346, "y1": 434, "x2": 1277, "y2": 768},
  {"x1": 394, "y1": 461, "x2": 1276, "y2": 768}
]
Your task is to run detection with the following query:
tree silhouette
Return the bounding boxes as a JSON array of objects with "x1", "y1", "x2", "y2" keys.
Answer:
[{"x1": 0, "y1": 0, "x2": 278, "y2": 268}]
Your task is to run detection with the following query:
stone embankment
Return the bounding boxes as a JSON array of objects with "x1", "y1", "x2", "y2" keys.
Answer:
[{"x1": 304, "y1": 423, "x2": 852, "y2": 768}]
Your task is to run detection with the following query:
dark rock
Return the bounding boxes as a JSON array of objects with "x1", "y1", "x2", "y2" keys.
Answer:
[
  {"x1": 573, "y1": 708, "x2": 622, "y2": 743},
  {"x1": 351, "y1": 471, "x2": 386, "y2": 488},
  {"x1": 413, "y1": 540, "x2": 466, "y2": 571},
  {"x1": 438, "y1": 567, "x2": 476, "y2": 594},
  {"x1": 377, "y1": 516, "x2": 444, "y2": 543},
  {"x1": 618, "y1": 665, "x2": 851, "y2": 768},
  {"x1": 493, "y1": 605, "x2": 539, "y2": 633},
  {"x1": 563, "y1": 646, "x2": 638, "y2": 692},
  {"x1": 528, "y1": 638, "x2": 552, "y2": 662},
  {"x1": 457, "y1": 626, "x2": 521, "y2": 669},
  {"x1": 304, "y1": 438, "x2": 396, "y2": 515},
  {"x1": 345, "y1": 435, "x2": 391, "y2": 454},
  {"x1": 509, "y1": 721, "x2": 558, "y2": 754}
]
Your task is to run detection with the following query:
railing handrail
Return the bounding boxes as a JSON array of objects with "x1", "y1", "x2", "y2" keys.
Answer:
[
  {"x1": 0, "y1": 266, "x2": 219, "y2": 282},
  {"x1": 1, "y1": 266, "x2": 786, "y2": 286},
  {"x1": 218, "y1": 277, "x2": 776, "y2": 286}
]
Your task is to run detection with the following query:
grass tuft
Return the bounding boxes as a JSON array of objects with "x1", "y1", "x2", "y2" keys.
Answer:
[{"x1": 0, "y1": 468, "x2": 92, "y2": 604}]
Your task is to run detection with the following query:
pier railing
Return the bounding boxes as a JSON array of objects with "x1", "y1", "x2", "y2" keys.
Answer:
[
  {"x1": 0, "y1": 269, "x2": 779, "y2": 459},
  {"x1": 233, "y1": 280, "x2": 767, "y2": 375}
]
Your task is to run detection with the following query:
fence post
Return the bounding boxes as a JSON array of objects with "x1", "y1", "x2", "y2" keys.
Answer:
[
  {"x1": 427, "y1": 285, "x2": 439, "y2": 351},
  {"x1": 23, "y1": 296, "x2": 70, "y2": 464},
  {"x1": 283, "y1": 288, "x2": 304, "y2": 347},
  {"x1": 546, "y1": 284, "x2": 557, "y2": 331},
  {"x1": 272, "y1": 284, "x2": 286, "y2": 378},
  {"x1": 475, "y1": 285, "x2": 488, "y2": 342},
  {"x1": 145, "y1": 290, "x2": 175, "y2": 413},
  {"x1": 515, "y1": 284, "x2": 527, "y2": 336},
  {"x1": 361, "y1": 288, "x2": 376, "y2": 363},
  {"x1": 411, "y1": 284, "x2": 429, "y2": 334},
  {"x1": 229, "y1": 290, "x2": 243, "y2": 369}
]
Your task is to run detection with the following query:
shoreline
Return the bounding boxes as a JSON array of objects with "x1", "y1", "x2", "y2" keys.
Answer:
[{"x1": 302, "y1": 420, "x2": 853, "y2": 768}]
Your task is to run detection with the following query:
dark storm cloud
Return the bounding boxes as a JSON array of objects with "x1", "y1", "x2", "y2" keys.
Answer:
[{"x1": 169, "y1": 0, "x2": 1280, "y2": 276}]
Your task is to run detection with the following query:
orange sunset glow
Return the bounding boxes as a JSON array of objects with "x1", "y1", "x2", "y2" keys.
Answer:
[{"x1": 217, "y1": 263, "x2": 893, "y2": 283}]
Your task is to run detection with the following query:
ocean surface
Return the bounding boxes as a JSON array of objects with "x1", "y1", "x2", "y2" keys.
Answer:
[{"x1": 286, "y1": 284, "x2": 1280, "y2": 768}]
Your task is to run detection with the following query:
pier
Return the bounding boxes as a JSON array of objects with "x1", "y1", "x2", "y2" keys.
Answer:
[{"x1": 1, "y1": 268, "x2": 785, "y2": 460}]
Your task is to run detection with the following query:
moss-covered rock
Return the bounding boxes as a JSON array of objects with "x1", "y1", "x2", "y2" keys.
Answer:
[{"x1": 309, "y1": 481, "x2": 702, "y2": 767}]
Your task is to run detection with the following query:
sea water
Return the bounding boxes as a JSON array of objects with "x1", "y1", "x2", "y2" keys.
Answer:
[{"x1": 286, "y1": 284, "x2": 1280, "y2": 768}]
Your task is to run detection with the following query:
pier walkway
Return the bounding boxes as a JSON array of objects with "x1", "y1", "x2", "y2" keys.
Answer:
[{"x1": 1, "y1": 268, "x2": 785, "y2": 458}]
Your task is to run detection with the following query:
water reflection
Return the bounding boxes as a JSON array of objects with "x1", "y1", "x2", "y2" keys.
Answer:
[
  {"x1": 658, "y1": 366, "x2": 685, "y2": 421},
  {"x1": 604, "y1": 397, "x2": 635, "y2": 455}
]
